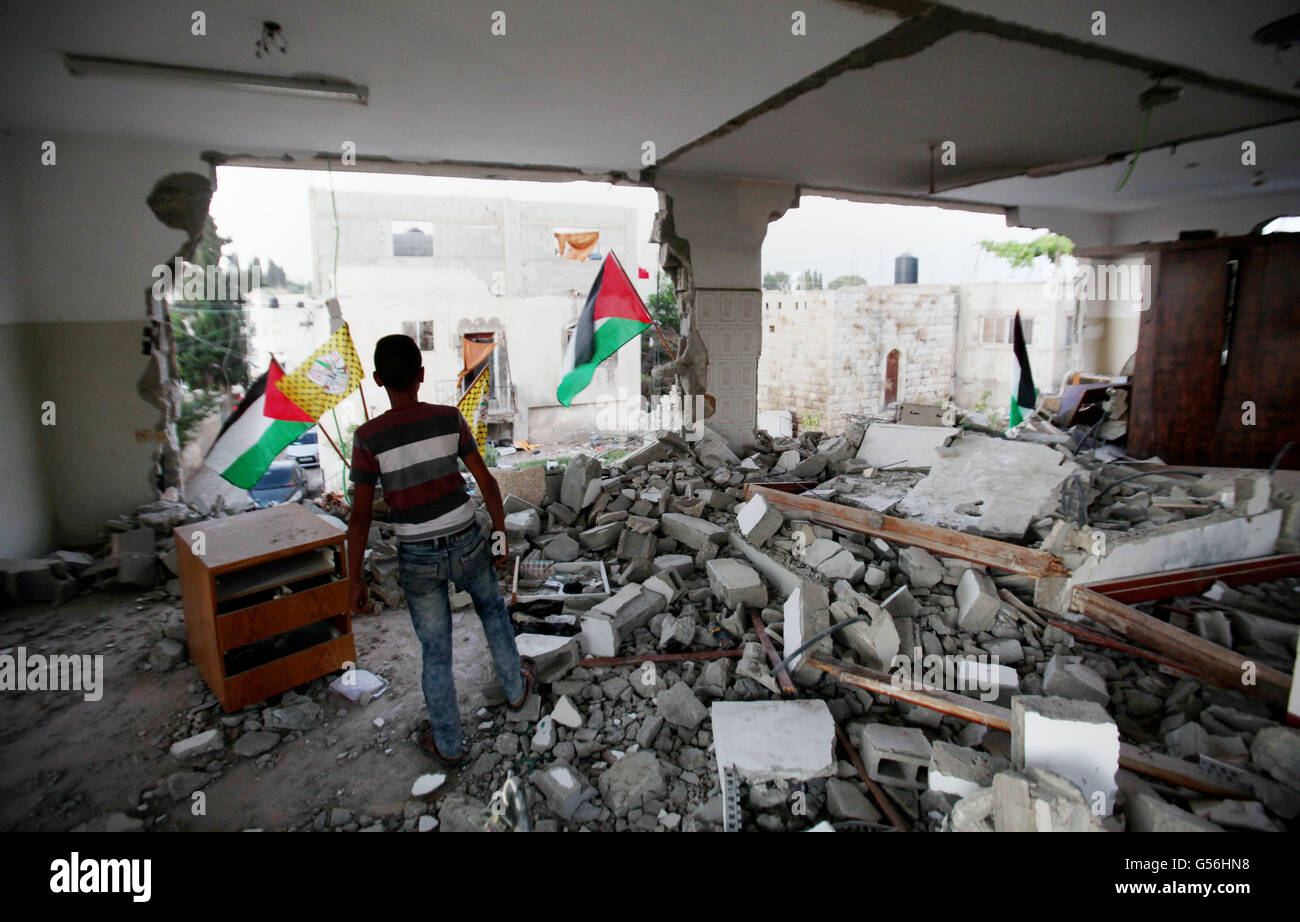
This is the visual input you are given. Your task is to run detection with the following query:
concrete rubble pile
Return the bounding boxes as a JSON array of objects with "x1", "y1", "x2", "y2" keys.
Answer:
[
  {"x1": 20, "y1": 407, "x2": 1298, "y2": 833},
  {"x1": 445, "y1": 416, "x2": 1298, "y2": 832}
]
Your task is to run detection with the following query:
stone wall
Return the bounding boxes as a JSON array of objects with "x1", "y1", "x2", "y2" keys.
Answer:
[{"x1": 758, "y1": 286, "x2": 958, "y2": 434}]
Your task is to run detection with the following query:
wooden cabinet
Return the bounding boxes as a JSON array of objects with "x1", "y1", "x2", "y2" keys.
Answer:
[{"x1": 173, "y1": 504, "x2": 355, "y2": 713}]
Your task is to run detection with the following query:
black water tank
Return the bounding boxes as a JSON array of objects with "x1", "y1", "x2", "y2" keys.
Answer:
[{"x1": 894, "y1": 253, "x2": 918, "y2": 284}]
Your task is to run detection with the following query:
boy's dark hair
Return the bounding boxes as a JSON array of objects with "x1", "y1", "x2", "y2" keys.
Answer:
[{"x1": 374, "y1": 334, "x2": 422, "y2": 391}]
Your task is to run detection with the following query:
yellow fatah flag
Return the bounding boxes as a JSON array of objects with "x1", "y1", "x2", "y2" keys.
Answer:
[
  {"x1": 275, "y1": 324, "x2": 364, "y2": 420},
  {"x1": 457, "y1": 367, "x2": 491, "y2": 457}
]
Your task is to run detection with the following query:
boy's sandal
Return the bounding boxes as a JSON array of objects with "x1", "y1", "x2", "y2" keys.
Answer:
[
  {"x1": 418, "y1": 726, "x2": 465, "y2": 767},
  {"x1": 507, "y1": 658, "x2": 536, "y2": 710}
]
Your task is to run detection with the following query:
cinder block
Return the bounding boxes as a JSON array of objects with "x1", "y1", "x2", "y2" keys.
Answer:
[
  {"x1": 706, "y1": 558, "x2": 767, "y2": 608},
  {"x1": 859, "y1": 723, "x2": 932, "y2": 790}
]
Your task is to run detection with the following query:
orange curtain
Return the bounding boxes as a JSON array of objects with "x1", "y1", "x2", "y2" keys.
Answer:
[
  {"x1": 458, "y1": 337, "x2": 497, "y2": 385},
  {"x1": 554, "y1": 231, "x2": 600, "y2": 261}
]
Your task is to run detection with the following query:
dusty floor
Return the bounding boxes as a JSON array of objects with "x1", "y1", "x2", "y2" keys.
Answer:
[{"x1": 0, "y1": 587, "x2": 506, "y2": 831}]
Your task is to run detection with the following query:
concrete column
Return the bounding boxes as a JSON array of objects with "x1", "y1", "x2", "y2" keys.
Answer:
[{"x1": 652, "y1": 174, "x2": 798, "y2": 452}]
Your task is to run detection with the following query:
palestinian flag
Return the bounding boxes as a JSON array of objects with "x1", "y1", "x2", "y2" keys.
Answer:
[
  {"x1": 1008, "y1": 311, "x2": 1037, "y2": 428},
  {"x1": 204, "y1": 359, "x2": 313, "y2": 489},
  {"x1": 557, "y1": 251, "x2": 653, "y2": 407}
]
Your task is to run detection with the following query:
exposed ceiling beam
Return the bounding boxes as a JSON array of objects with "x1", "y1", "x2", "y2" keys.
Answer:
[{"x1": 658, "y1": 1, "x2": 1300, "y2": 184}]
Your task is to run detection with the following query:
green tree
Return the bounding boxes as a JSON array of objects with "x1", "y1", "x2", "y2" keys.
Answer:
[
  {"x1": 762, "y1": 270, "x2": 790, "y2": 290},
  {"x1": 641, "y1": 273, "x2": 680, "y2": 401},
  {"x1": 645, "y1": 274, "x2": 679, "y2": 329},
  {"x1": 828, "y1": 274, "x2": 867, "y2": 289},
  {"x1": 797, "y1": 269, "x2": 823, "y2": 290},
  {"x1": 978, "y1": 233, "x2": 1075, "y2": 269},
  {"x1": 170, "y1": 216, "x2": 251, "y2": 391}
]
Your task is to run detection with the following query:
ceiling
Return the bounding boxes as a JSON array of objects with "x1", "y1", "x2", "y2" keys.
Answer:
[
  {"x1": 0, "y1": 0, "x2": 899, "y2": 174},
  {"x1": 2, "y1": 0, "x2": 1298, "y2": 216}
]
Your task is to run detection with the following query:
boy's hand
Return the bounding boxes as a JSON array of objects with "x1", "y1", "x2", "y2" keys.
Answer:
[{"x1": 349, "y1": 578, "x2": 372, "y2": 614}]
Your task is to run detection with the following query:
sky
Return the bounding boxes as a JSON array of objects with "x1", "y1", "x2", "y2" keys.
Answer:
[{"x1": 209, "y1": 166, "x2": 1060, "y2": 290}]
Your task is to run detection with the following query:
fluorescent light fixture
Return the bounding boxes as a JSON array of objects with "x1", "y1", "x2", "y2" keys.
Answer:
[{"x1": 63, "y1": 53, "x2": 368, "y2": 104}]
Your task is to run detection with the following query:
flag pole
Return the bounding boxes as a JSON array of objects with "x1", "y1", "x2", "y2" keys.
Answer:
[
  {"x1": 358, "y1": 379, "x2": 372, "y2": 421},
  {"x1": 318, "y1": 421, "x2": 347, "y2": 465},
  {"x1": 612, "y1": 250, "x2": 678, "y2": 363}
]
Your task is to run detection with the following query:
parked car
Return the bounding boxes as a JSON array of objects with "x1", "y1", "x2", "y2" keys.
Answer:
[
  {"x1": 285, "y1": 429, "x2": 320, "y2": 468},
  {"x1": 249, "y1": 460, "x2": 308, "y2": 508}
]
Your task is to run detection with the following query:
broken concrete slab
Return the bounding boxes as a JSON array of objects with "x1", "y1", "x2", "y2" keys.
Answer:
[
  {"x1": 232, "y1": 730, "x2": 279, "y2": 758},
  {"x1": 514, "y1": 633, "x2": 580, "y2": 683},
  {"x1": 897, "y1": 436, "x2": 1081, "y2": 540},
  {"x1": 990, "y1": 767, "x2": 1106, "y2": 832},
  {"x1": 857, "y1": 423, "x2": 960, "y2": 470},
  {"x1": 540, "y1": 533, "x2": 581, "y2": 563},
  {"x1": 824, "y1": 777, "x2": 882, "y2": 823},
  {"x1": 532, "y1": 761, "x2": 597, "y2": 821},
  {"x1": 655, "y1": 680, "x2": 708, "y2": 730},
  {"x1": 1012, "y1": 695, "x2": 1119, "y2": 815},
  {"x1": 169, "y1": 729, "x2": 223, "y2": 762},
  {"x1": 736, "y1": 493, "x2": 784, "y2": 547},
  {"x1": 597, "y1": 751, "x2": 665, "y2": 818},
  {"x1": 956, "y1": 567, "x2": 1000, "y2": 633},
  {"x1": 705, "y1": 558, "x2": 768, "y2": 608},
  {"x1": 783, "y1": 581, "x2": 831, "y2": 685},
  {"x1": 561, "y1": 454, "x2": 604, "y2": 510},
  {"x1": 897, "y1": 547, "x2": 944, "y2": 589},
  {"x1": 503, "y1": 509, "x2": 541, "y2": 539},
  {"x1": 578, "y1": 522, "x2": 622, "y2": 551},
  {"x1": 1250, "y1": 726, "x2": 1300, "y2": 791},
  {"x1": 1038, "y1": 509, "x2": 1284, "y2": 613},
  {"x1": 929, "y1": 740, "x2": 1001, "y2": 797},
  {"x1": 660, "y1": 513, "x2": 727, "y2": 550},
  {"x1": 711, "y1": 699, "x2": 836, "y2": 783},
  {"x1": 1043, "y1": 654, "x2": 1110, "y2": 706},
  {"x1": 1128, "y1": 790, "x2": 1223, "y2": 832}
]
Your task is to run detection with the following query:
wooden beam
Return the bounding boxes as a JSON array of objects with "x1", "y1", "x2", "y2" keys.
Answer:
[
  {"x1": 744, "y1": 484, "x2": 1067, "y2": 578},
  {"x1": 1048, "y1": 619, "x2": 1207, "y2": 680},
  {"x1": 1070, "y1": 587, "x2": 1291, "y2": 705},
  {"x1": 805, "y1": 653, "x2": 1254, "y2": 799},
  {"x1": 1083, "y1": 553, "x2": 1300, "y2": 604}
]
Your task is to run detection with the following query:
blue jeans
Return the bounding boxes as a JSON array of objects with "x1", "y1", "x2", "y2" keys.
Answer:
[{"x1": 396, "y1": 524, "x2": 525, "y2": 759}]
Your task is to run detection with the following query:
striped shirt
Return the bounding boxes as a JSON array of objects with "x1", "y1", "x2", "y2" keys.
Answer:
[{"x1": 349, "y1": 403, "x2": 478, "y2": 543}]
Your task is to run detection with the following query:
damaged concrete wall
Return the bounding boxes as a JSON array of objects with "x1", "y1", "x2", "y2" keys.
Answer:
[
  {"x1": 1075, "y1": 255, "x2": 1143, "y2": 377},
  {"x1": 0, "y1": 136, "x2": 52, "y2": 556},
  {"x1": 653, "y1": 174, "x2": 798, "y2": 452},
  {"x1": 2, "y1": 132, "x2": 204, "y2": 548}
]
